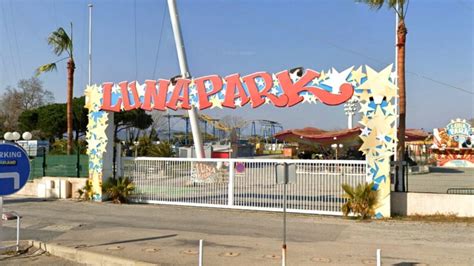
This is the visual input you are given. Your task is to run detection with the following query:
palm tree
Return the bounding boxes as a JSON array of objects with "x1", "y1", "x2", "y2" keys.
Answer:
[
  {"x1": 357, "y1": 0, "x2": 408, "y2": 189},
  {"x1": 36, "y1": 23, "x2": 75, "y2": 155},
  {"x1": 341, "y1": 182, "x2": 379, "y2": 219}
]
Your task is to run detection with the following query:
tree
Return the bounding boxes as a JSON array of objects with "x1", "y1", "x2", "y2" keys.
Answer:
[
  {"x1": 36, "y1": 24, "x2": 75, "y2": 154},
  {"x1": 17, "y1": 77, "x2": 54, "y2": 110},
  {"x1": 357, "y1": 0, "x2": 409, "y2": 190},
  {"x1": 0, "y1": 77, "x2": 54, "y2": 132},
  {"x1": 18, "y1": 97, "x2": 87, "y2": 142},
  {"x1": 114, "y1": 109, "x2": 153, "y2": 142},
  {"x1": 220, "y1": 115, "x2": 248, "y2": 139}
]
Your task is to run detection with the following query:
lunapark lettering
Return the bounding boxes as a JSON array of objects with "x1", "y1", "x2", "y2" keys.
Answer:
[
  {"x1": 85, "y1": 65, "x2": 398, "y2": 218},
  {"x1": 95, "y1": 68, "x2": 355, "y2": 112}
]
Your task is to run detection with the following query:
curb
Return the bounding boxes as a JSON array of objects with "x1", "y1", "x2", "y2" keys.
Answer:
[{"x1": 28, "y1": 240, "x2": 156, "y2": 266}]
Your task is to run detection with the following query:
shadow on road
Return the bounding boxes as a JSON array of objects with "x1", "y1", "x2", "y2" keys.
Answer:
[
  {"x1": 3, "y1": 197, "x2": 56, "y2": 205},
  {"x1": 393, "y1": 263, "x2": 425, "y2": 266},
  {"x1": 428, "y1": 167, "x2": 464, "y2": 173},
  {"x1": 84, "y1": 234, "x2": 178, "y2": 247}
]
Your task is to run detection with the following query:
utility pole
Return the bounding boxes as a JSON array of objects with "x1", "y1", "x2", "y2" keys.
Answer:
[
  {"x1": 167, "y1": 0, "x2": 204, "y2": 158},
  {"x1": 88, "y1": 4, "x2": 93, "y2": 85}
]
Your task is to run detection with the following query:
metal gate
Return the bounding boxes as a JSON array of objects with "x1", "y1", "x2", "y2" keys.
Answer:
[{"x1": 122, "y1": 157, "x2": 368, "y2": 215}]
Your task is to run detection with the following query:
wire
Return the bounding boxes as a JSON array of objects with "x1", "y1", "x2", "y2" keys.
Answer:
[
  {"x1": 1, "y1": 1, "x2": 19, "y2": 82},
  {"x1": 317, "y1": 38, "x2": 473, "y2": 95},
  {"x1": 152, "y1": 1, "x2": 167, "y2": 78},
  {"x1": 9, "y1": 0, "x2": 24, "y2": 79}
]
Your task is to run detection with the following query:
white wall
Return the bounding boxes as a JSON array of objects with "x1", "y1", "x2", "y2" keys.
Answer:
[{"x1": 392, "y1": 192, "x2": 474, "y2": 217}]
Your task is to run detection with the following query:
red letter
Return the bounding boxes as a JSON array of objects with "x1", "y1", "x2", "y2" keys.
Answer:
[
  {"x1": 243, "y1": 72, "x2": 287, "y2": 108},
  {"x1": 222, "y1": 73, "x2": 250, "y2": 109},
  {"x1": 166, "y1": 78, "x2": 191, "y2": 110},
  {"x1": 120, "y1": 81, "x2": 141, "y2": 111},
  {"x1": 194, "y1": 75, "x2": 223, "y2": 110},
  {"x1": 276, "y1": 69, "x2": 353, "y2": 106},
  {"x1": 101, "y1": 82, "x2": 122, "y2": 112},
  {"x1": 141, "y1": 79, "x2": 169, "y2": 111}
]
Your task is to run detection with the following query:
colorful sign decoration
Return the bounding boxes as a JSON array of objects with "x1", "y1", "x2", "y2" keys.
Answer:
[
  {"x1": 353, "y1": 65, "x2": 397, "y2": 218},
  {"x1": 446, "y1": 119, "x2": 472, "y2": 144},
  {"x1": 90, "y1": 68, "x2": 355, "y2": 112},
  {"x1": 85, "y1": 65, "x2": 397, "y2": 217},
  {"x1": 431, "y1": 118, "x2": 474, "y2": 167}
]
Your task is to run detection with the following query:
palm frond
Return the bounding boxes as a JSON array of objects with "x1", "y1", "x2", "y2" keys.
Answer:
[
  {"x1": 47, "y1": 27, "x2": 72, "y2": 57},
  {"x1": 356, "y1": 0, "x2": 385, "y2": 9},
  {"x1": 36, "y1": 63, "x2": 57, "y2": 76}
]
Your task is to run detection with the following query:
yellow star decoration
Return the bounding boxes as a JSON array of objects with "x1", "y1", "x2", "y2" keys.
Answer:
[
  {"x1": 358, "y1": 65, "x2": 398, "y2": 102},
  {"x1": 209, "y1": 95, "x2": 223, "y2": 109},
  {"x1": 84, "y1": 85, "x2": 102, "y2": 110},
  {"x1": 351, "y1": 66, "x2": 366, "y2": 85},
  {"x1": 318, "y1": 70, "x2": 327, "y2": 82}
]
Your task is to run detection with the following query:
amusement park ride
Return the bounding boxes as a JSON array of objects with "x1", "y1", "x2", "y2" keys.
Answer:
[{"x1": 163, "y1": 113, "x2": 283, "y2": 145}]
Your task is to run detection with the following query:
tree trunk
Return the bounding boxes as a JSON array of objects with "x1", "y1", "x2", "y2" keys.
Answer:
[
  {"x1": 67, "y1": 59, "x2": 75, "y2": 155},
  {"x1": 397, "y1": 20, "x2": 407, "y2": 163}
]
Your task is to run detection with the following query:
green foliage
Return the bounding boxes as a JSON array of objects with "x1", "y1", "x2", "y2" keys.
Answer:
[
  {"x1": 77, "y1": 180, "x2": 93, "y2": 201},
  {"x1": 50, "y1": 139, "x2": 87, "y2": 155},
  {"x1": 341, "y1": 182, "x2": 379, "y2": 219},
  {"x1": 47, "y1": 26, "x2": 73, "y2": 57},
  {"x1": 356, "y1": 0, "x2": 407, "y2": 19},
  {"x1": 153, "y1": 141, "x2": 175, "y2": 157},
  {"x1": 136, "y1": 137, "x2": 175, "y2": 157},
  {"x1": 18, "y1": 96, "x2": 87, "y2": 141},
  {"x1": 36, "y1": 26, "x2": 74, "y2": 76},
  {"x1": 114, "y1": 109, "x2": 153, "y2": 140},
  {"x1": 102, "y1": 177, "x2": 135, "y2": 204}
]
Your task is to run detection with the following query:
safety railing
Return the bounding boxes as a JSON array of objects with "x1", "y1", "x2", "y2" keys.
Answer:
[{"x1": 122, "y1": 157, "x2": 368, "y2": 215}]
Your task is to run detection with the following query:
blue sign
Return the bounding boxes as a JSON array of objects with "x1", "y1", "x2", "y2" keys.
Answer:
[{"x1": 0, "y1": 143, "x2": 30, "y2": 196}]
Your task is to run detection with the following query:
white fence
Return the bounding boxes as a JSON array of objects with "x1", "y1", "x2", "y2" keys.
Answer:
[{"x1": 122, "y1": 157, "x2": 368, "y2": 215}]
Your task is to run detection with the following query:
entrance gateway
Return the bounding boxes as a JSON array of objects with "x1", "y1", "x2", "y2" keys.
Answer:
[{"x1": 85, "y1": 65, "x2": 397, "y2": 218}]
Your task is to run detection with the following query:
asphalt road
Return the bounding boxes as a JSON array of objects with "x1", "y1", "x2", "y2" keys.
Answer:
[
  {"x1": 408, "y1": 167, "x2": 474, "y2": 193},
  {"x1": 1, "y1": 197, "x2": 473, "y2": 265}
]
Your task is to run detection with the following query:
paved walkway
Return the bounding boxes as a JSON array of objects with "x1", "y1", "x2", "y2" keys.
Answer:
[{"x1": 1, "y1": 197, "x2": 473, "y2": 265}]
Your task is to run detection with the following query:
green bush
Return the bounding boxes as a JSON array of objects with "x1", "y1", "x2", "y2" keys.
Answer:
[
  {"x1": 102, "y1": 177, "x2": 135, "y2": 204},
  {"x1": 50, "y1": 139, "x2": 87, "y2": 155},
  {"x1": 341, "y1": 182, "x2": 379, "y2": 219},
  {"x1": 136, "y1": 136, "x2": 175, "y2": 157},
  {"x1": 77, "y1": 180, "x2": 93, "y2": 201}
]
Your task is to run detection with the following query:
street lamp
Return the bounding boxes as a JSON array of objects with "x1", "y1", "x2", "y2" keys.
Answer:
[
  {"x1": 12, "y1": 132, "x2": 21, "y2": 141},
  {"x1": 22, "y1": 132, "x2": 32, "y2": 141},
  {"x1": 3, "y1": 132, "x2": 13, "y2": 141},
  {"x1": 331, "y1": 137, "x2": 344, "y2": 160},
  {"x1": 344, "y1": 97, "x2": 359, "y2": 129}
]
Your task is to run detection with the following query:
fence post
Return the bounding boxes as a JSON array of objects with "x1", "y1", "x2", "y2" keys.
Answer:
[
  {"x1": 42, "y1": 147, "x2": 47, "y2": 177},
  {"x1": 228, "y1": 160, "x2": 234, "y2": 206},
  {"x1": 76, "y1": 143, "x2": 80, "y2": 178}
]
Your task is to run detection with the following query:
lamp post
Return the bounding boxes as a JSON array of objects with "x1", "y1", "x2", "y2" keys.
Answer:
[
  {"x1": 11, "y1": 132, "x2": 20, "y2": 142},
  {"x1": 344, "y1": 97, "x2": 358, "y2": 129},
  {"x1": 331, "y1": 137, "x2": 344, "y2": 160},
  {"x1": 3, "y1": 132, "x2": 13, "y2": 142}
]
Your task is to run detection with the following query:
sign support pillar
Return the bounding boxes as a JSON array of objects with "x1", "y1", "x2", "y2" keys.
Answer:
[{"x1": 167, "y1": 0, "x2": 204, "y2": 158}]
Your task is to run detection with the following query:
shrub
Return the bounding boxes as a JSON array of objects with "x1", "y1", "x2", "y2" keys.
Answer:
[
  {"x1": 341, "y1": 182, "x2": 379, "y2": 219},
  {"x1": 136, "y1": 136, "x2": 175, "y2": 157},
  {"x1": 102, "y1": 177, "x2": 135, "y2": 204},
  {"x1": 77, "y1": 180, "x2": 93, "y2": 201}
]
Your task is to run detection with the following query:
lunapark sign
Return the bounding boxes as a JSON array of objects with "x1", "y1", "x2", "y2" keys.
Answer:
[{"x1": 85, "y1": 65, "x2": 398, "y2": 217}]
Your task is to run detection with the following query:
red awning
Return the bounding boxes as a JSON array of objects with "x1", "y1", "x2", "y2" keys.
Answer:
[{"x1": 275, "y1": 127, "x2": 430, "y2": 146}]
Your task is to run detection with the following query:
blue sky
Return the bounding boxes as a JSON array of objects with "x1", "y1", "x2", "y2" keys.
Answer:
[{"x1": 0, "y1": 0, "x2": 472, "y2": 133}]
